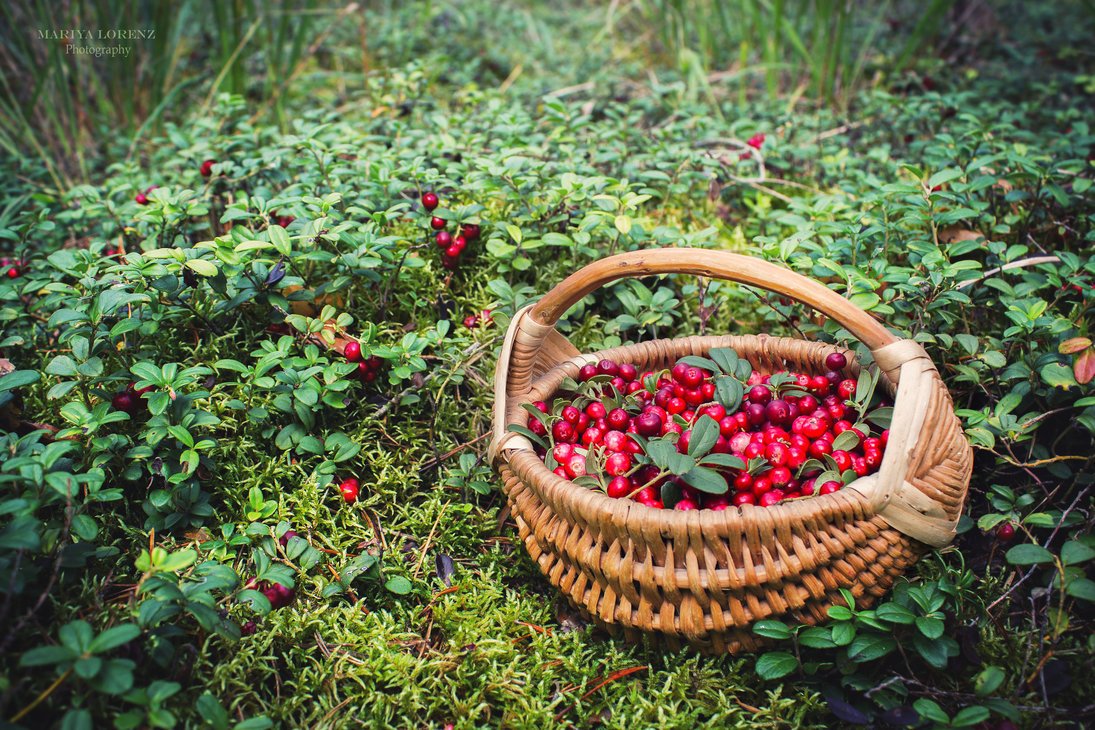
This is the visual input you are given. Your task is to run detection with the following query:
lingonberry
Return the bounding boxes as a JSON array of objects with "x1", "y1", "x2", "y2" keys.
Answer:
[
  {"x1": 343, "y1": 341, "x2": 362, "y2": 361},
  {"x1": 586, "y1": 402, "x2": 607, "y2": 420},
  {"x1": 552, "y1": 421, "x2": 576, "y2": 443},
  {"x1": 461, "y1": 223, "x2": 480, "y2": 240},
  {"x1": 748, "y1": 384, "x2": 772, "y2": 404},
  {"x1": 421, "y1": 192, "x2": 439, "y2": 210},
  {"x1": 339, "y1": 478, "x2": 360, "y2": 504},
  {"x1": 605, "y1": 452, "x2": 632, "y2": 476},
  {"x1": 579, "y1": 364, "x2": 598, "y2": 381},
  {"x1": 635, "y1": 412, "x2": 662, "y2": 436},
  {"x1": 452, "y1": 235, "x2": 467, "y2": 253},
  {"x1": 824, "y1": 352, "x2": 848, "y2": 371},
  {"x1": 838, "y1": 379, "x2": 857, "y2": 399},
  {"x1": 200, "y1": 159, "x2": 216, "y2": 177},
  {"x1": 565, "y1": 454, "x2": 587, "y2": 478},
  {"x1": 112, "y1": 391, "x2": 138, "y2": 414},
  {"x1": 607, "y1": 408, "x2": 630, "y2": 431},
  {"x1": 618, "y1": 363, "x2": 638, "y2": 382},
  {"x1": 996, "y1": 522, "x2": 1016, "y2": 541},
  {"x1": 606, "y1": 476, "x2": 633, "y2": 499},
  {"x1": 597, "y1": 359, "x2": 619, "y2": 377},
  {"x1": 675, "y1": 498, "x2": 698, "y2": 511},
  {"x1": 445, "y1": 244, "x2": 462, "y2": 258},
  {"x1": 431, "y1": 216, "x2": 447, "y2": 230},
  {"x1": 436, "y1": 230, "x2": 452, "y2": 248}
]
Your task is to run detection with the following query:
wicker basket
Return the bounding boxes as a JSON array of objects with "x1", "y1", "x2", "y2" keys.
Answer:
[{"x1": 489, "y1": 249, "x2": 972, "y2": 654}]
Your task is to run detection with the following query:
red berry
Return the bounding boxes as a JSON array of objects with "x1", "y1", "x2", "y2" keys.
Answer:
[
  {"x1": 747, "y1": 133, "x2": 765, "y2": 149},
  {"x1": 200, "y1": 159, "x2": 216, "y2": 177},
  {"x1": 635, "y1": 412, "x2": 662, "y2": 436},
  {"x1": 431, "y1": 216, "x2": 446, "y2": 230},
  {"x1": 825, "y1": 352, "x2": 848, "y2": 371},
  {"x1": 549, "y1": 447, "x2": 575, "y2": 473},
  {"x1": 603, "y1": 430, "x2": 629, "y2": 452},
  {"x1": 461, "y1": 223, "x2": 480, "y2": 240},
  {"x1": 818, "y1": 480, "x2": 841, "y2": 495},
  {"x1": 452, "y1": 235, "x2": 467, "y2": 253},
  {"x1": 552, "y1": 421, "x2": 576, "y2": 443},
  {"x1": 339, "y1": 478, "x2": 360, "y2": 504},
  {"x1": 674, "y1": 498, "x2": 698, "y2": 511},
  {"x1": 344, "y1": 341, "x2": 362, "y2": 361},
  {"x1": 607, "y1": 408, "x2": 630, "y2": 431},
  {"x1": 579, "y1": 364, "x2": 598, "y2": 381},
  {"x1": 808, "y1": 439, "x2": 832, "y2": 458},
  {"x1": 585, "y1": 402, "x2": 607, "y2": 420},
  {"x1": 765, "y1": 400, "x2": 791, "y2": 426},
  {"x1": 562, "y1": 405, "x2": 581, "y2": 424},
  {"x1": 436, "y1": 230, "x2": 452, "y2": 248},
  {"x1": 832, "y1": 450, "x2": 852, "y2": 471},
  {"x1": 667, "y1": 397, "x2": 686, "y2": 415},
  {"x1": 565, "y1": 454, "x2": 587, "y2": 478},
  {"x1": 733, "y1": 472, "x2": 753, "y2": 491},
  {"x1": 607, "y1": 476, "x2": 633, "y2": 499},
  {"x1": 135, "y1": 192, "x2": 148, "y2": 205},
  {"x1": 605, "y1": 452, "x2": 632, "y2": 476},
  {"x1": 768, "y1": 466, "x2": 792, "y2": 487},
  {"x1": 421, "y1": 192, "x2": 439, "y2": 210},
  {"x1": 748, "y1": 385, "x2": 772, "y2": 404},
  {"x1": 112, "y1": 391, "x2": 138, "y2": 414},
  {"x1": 838, "y1": 379, "x2": 857, "y2": 399},
  {"x1": 581, "y1": 427, "x2": 604, "y2": 447},
  {"x1": 463, "y1": 315, "x2": 480, "y2": 328},
  {"x1": 618, "y1": 363, "x2": 638, "y2": 382},
  {"x1": 680, "y1": 367, "x2": 704, "y2": 388},
  {"x1": 759, "y1": 490, "x2": 784, "y2": 507},
  {"x1": 733, "y1": 492, "x2": 756, "y2": 506},
  {"x1": 445, "y1": 244, "x2": 462, "y2": 258},
  {"x1": 597, "y1": 359, "x2": 619, "y2": 377},
  {"x1": 996, "y1": 523, "x2": 1016, "y2": 542}
]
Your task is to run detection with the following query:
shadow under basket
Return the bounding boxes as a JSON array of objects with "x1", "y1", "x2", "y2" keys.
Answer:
[{"x1": 489, "y1": 249, "x2": 973, "y2": 654}]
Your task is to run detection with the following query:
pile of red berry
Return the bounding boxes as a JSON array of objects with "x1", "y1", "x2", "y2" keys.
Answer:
[
  {"x1": 421, "y1": 191, "x2": 480, "y2": 270},
  {"x1": 342, "y1": 340, "x2": 383, "y2": 383},
  {"x1": 520, "y1": 346, "x2": 891, "y2": 511}
]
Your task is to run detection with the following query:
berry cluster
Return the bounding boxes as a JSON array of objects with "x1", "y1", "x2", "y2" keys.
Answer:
[
  {"x1": 342, "y1": 340, "x2": 383, "y2": 383},
  {"x1": 523, "y1": 347, "x2": 891, "y2": 511},
  {"x1": 422, "y1": 191, "x2": 480, "y2": 270}
]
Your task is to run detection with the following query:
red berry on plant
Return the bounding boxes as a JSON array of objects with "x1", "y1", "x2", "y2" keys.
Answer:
[
  {"x1": 461, "y1": 223, "x2": 480, "y2": 240},
  {"x1": 339, "y1": 478, "x2": 360, "y2": 504},
  {"x1": 431, "y1": 216, "x2": 446, "y2": 230},
  {"x1": 200, "y1": 159, "x2": 216, "y2": 177},
  {"x1": 112, "y1": 391, "x2": 138, "y2": 414},
  {"x1": 421, "y1": 192, "x2": 439, "y2": 210},
  {"x1": 344, "y1": 341, "x2": 362, "y2": 361},
  {"x1": 996, "y1": 523, "x2": 1016, "y2": 542},
  {"x1": 436, "y1": 230, "x2": 452, "y2": 248}
]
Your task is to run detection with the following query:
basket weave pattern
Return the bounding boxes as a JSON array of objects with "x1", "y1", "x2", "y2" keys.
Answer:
[{"x1": 490, "y1": 251, "x2": 972, "y2": 654}]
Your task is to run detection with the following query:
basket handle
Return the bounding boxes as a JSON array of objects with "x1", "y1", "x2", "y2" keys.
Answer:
[{"x1": 492, "y1": 248, "x2": 932, "y2": 459}]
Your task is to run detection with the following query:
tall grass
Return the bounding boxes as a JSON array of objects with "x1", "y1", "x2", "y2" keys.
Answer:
[
  {"x1": 629, "y1": 0, "x2": 953, "y2": 109},
  {"x1": 0, "y1": 0, "x2": 347, "y2": 191}
]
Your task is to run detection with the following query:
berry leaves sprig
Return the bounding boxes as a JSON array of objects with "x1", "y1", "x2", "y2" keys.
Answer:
[{"x1": 676, "y1": 347, "x2": 751, "y2": 413}]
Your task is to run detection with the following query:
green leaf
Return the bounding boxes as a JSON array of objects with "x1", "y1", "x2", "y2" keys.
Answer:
[
  {"x1": 755, "y1": 651, "x2": 798, "y2": 680},
  {"x1": 688, "y1": 416, "x2": 720, "y2": 458},
  {"x1": 1005, "y1": 543, "x2": 1054, "y2": 565},
  {"x1": 951, "y1": 706, "x2": 990, "y2": 727},
  {"x1": 1066, "y1": 577, "x2": 1095, "y2": 602},
  {"x1": 680, "y1": 465, "x2": 727, "y2": 494},
  {"x1": 974, "y1": 666, "x2": 1006, "y2": 696},
  {"x1": 915, "y1": 615, "x2": 945, "y2": 639},
  {"x1": 708, "y1": 347, "x2": 739, "y2": 375},
  {"x1": 847, "y1": 634, "x2": 896, "y2": 662},
  {"x1": 798, "y1": 627, "x2": 836, "y2": 649},
  {"x1": 384, "y1": 576, "x2": 413, "y2": 595},
  {"x1": 752, "y1": 620, "x2": 792, "y2": 640},
  {"x1": 1061, "y1": 541, "x2": 1095, "y2": 566},
  {"x1": 268, "y1": 225, "x2": 291, "y2": 255},
  {"x1": 713, "y1": 375, "x2": 743, "y2": 413},
  {"x1": 20, "y1": 644, "x2": 76, "y2": 666},
  {"x1": 928, "y1": 168, "x2": 963, "y2": 188},
  {"x1": 677, "y1": 355, "x2": 721, "y2": 373},
  {"x1": 875, "y1": 602, "x2": 915, "y2": 625},
  {"x1": 700, "y1": 453, "x2": 745, "y2": 470},
  {"x1": 831, "y1": 430, "x2": 860, "y2": 452},
  {"x1": 913, "y1": 698, "x2": 949, "y2": 724},
  {"x1": 89, "y1": 624, "x2": 140, "y2": 654},
  {"x1": 185, "y1": 258, "x2": 219, "y2": 277}
]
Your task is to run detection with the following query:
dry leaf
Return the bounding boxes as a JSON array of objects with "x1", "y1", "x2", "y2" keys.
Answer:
[
  {"x1": 939, "y1": 227, "x2": 984, "y2": 244},
  {"x1": 1074, "y1": 348, "x2": 1095, "y2": 385},
  {"x1": 1059, "y1": 337, "x2": 1092, "y2": 355}
]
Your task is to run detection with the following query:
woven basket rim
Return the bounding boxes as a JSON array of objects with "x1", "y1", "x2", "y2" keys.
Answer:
[{"x1": 504, "y1": 332, "x2": 909, "y2": 535}]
